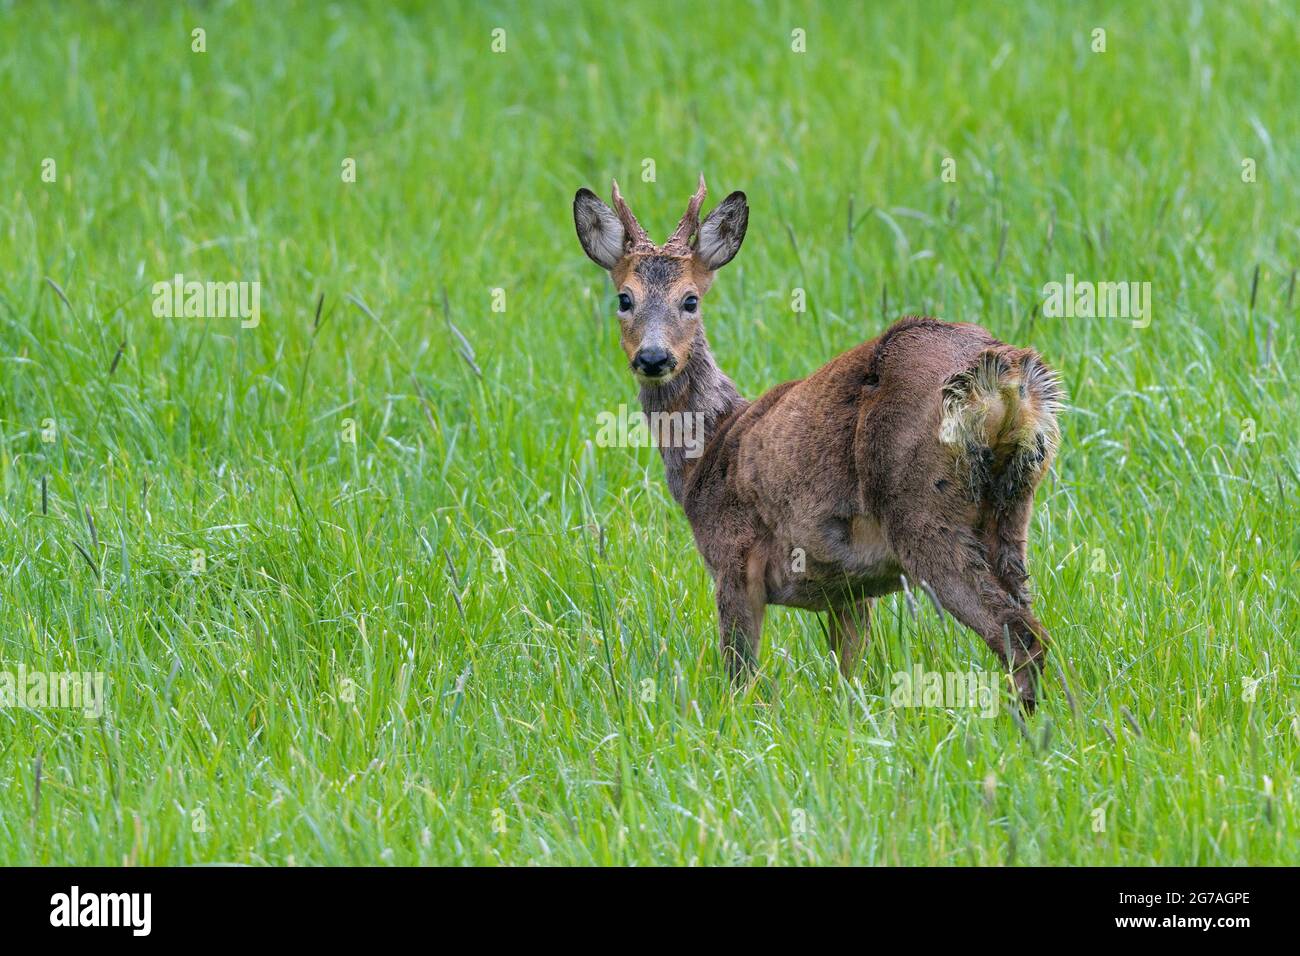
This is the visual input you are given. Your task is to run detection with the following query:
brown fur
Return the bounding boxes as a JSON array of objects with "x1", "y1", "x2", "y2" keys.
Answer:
[
  {"x1": 574, "y1": 181, "x2": 1063, "y2": 711},
  {"x1": 611, "y1": 254, "x2": 713, "y2": 373}
]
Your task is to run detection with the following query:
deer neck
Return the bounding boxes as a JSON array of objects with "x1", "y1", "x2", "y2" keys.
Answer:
[{"x1": 637, "y1": 330, "x2": 745, "y2": 504}]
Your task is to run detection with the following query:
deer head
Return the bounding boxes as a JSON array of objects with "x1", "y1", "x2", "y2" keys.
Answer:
[{"x1": 574, "y1": 175, "x2": 749, "y2": 384}]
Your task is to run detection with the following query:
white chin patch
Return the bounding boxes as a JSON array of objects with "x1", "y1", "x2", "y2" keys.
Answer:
[{"x1": 635, "y1": 368, "x2": 678, "y2": 387}]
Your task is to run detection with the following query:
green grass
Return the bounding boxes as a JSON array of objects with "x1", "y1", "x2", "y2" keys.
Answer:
[{"x1": 0, "y1": 0, "x2": 1296, "y2": 865}]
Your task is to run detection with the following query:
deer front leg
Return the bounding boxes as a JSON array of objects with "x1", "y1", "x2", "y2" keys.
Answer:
[
  {"x1": 828, "y1": 599, "x2": 872, "y2": 677},
  {"x1": 715, "y1": 562, "x2": 766, "y2": 683}
]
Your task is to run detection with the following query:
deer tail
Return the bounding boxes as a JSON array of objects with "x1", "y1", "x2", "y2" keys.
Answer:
[{"x1": 939, "y1": 347, "x2": 1063, "y2": 506}]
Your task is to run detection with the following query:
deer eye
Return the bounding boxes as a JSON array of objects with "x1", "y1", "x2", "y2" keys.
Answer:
[
  {"x1": 682, "y1": 294, "x2": 699, "y2": 313},
  {"x1": 618, "y1": 292, "x2": 633, "y2": 312}
]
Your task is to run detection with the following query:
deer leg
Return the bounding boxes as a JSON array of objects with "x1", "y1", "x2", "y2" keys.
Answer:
[
  {"x1": 887, "y1": 516, "x2": 1048, "y2": 710},
  {"x1": 983, "y1": 496, "x2": 1033, "y2": 606},
  {"x1": 716, "y1": 560, "x2": 766, "y2": 683},
  {"x1": 828, "y1": 598, "x2": 872, "y2": 677},
  {"x1": 985, "y1": 431, "x2": 1050, "y2": 607}
]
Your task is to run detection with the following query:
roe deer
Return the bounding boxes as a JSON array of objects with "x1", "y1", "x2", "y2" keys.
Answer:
[{"x1": 573, "y1": 176, "x2": 1063, "y2": 710}]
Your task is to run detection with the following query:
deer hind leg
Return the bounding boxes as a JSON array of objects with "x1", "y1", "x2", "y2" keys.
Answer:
[
  {"x1": 828, "y1": 598, "x2": 872, "y2": 677},
  {"x1": 886, "y1": 512, "x2": 1048, "y2": 710},
  {"x1": 981, "y1": 495, "x2": 1032, "y2": 606},
  {"x1": 985, "y1": 432, "x2": 1050, "y2": 606}
]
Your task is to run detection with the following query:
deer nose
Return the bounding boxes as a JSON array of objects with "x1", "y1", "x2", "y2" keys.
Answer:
[{"x1": 633, "y1": 347, "x2": 675, "y2": 378}]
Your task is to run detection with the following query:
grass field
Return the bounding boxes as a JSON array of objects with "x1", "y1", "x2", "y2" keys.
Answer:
[{"x1": 1, "y1": 0, "x2": 1297, "y2": 866}]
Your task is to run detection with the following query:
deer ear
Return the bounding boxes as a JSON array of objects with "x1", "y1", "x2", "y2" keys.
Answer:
[
  {"x1": 694, "y1": 191, "x2": 748, "y2": 270},
  {"x1": 574, "y1": 188, "x2": 625, "y2": 270}
]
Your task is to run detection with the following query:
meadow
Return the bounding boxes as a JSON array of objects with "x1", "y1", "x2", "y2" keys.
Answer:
[{"x1": 0, "y1": 0, "x2": 1296, "y2": 865}]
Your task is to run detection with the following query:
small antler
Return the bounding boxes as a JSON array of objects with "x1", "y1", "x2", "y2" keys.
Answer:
[
  {"x1": 662, "y1": 173, "x2": 707, "y2": 255},
  {"x1": 611, "y1": 179, "x2": 655, "y2": 255}
]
